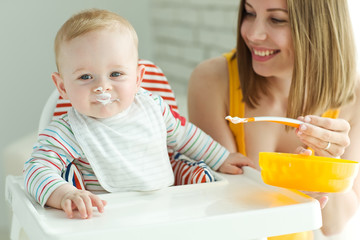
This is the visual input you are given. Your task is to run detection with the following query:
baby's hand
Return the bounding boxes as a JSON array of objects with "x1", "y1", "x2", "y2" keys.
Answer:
[
  {"x1": 218, "y1": 152, "x2": 255, "y2": 174},
  {"x1": 60, "y1": 188, "x2": 107, "y2": 219},
  {"x1": 47, "y1": 183, "x2": 106, "y2": 219}
]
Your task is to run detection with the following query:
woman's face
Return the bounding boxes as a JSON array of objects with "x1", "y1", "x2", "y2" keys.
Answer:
[{"x1": 241, "y1": 0, "x2": 294, "y2": 80}]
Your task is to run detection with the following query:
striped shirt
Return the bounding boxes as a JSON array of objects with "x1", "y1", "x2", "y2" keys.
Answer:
[{"x1": 24, "y1": 90, "x2": 229, "y2": 206}]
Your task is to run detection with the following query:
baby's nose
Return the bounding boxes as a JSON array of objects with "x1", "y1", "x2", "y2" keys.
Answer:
[
  {"x1": 94, "y1": 79, "x2": 112, "y2": 93},
  {"x1": 94, "y1": 86, "x2": 104, "y2": 93}
]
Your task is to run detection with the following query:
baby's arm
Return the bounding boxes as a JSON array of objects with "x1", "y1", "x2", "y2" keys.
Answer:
[
  {"x1": 154, "y1": 93, "x2": 254, "y2": 173},
  {"x1": 24, "y1": 116, "x2": 106, "y2": 218},
  {"x1": 46, "y1": 183, "x2": 106, "y2": 219},
  {"x1": 24, "y1": 116, "x2": 77, "y2": 206}
]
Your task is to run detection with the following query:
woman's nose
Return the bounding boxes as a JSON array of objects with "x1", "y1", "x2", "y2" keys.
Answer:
[{"x1": 246, "y1": 19, "x2": 267, "y2": 42}]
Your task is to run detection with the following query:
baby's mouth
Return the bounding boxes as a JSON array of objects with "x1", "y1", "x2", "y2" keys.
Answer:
[
  {"x1": 96, "y1": 93, "x2": 112, "y2": 105},
  {"x1": 94, "y1": 87, "x2": 120, "y2": 105}
]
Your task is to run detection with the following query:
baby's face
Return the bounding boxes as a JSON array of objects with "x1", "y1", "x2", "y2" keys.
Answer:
[{"x1": 54, "y1": 28, "x2": 142, "y2": 118}]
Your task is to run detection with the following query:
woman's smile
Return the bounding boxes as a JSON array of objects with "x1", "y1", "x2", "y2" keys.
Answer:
[{"x1": 251, "y1": 47, "x2": 280, "y2": 62}]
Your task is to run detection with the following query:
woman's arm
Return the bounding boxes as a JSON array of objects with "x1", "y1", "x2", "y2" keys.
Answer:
[
  {"x1": 321, "y1": 81, "x2": 360, "y2": 235},
  {"x1": 296, "y1": 79, "x2": 360, "y2": 235},
  {"x1": 188, "y1": 57, "x2": 237, "y2": 152}
]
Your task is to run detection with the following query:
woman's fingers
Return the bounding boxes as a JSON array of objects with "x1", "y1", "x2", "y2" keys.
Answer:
[
  {"x1": 304, "y1": 115, "x2": 350, "y2": 132},
  {"x1": 318, "y1": 196, "x2": 329, "y2": 209},
  {"x1": 298, "y1": 133, "x2": 345, "y2": 157},
  {"x1": 301, "y1": 191, "x2": 329, "y2": 209},
  {"x1": 298, "y1": 121, "x2": 349, "y2": 146},
  {"x1": 295, "y1": 146, "x2": 312, "y2": 155},
  {"x1": 297, "y1": 115, "x2": 350, "y2": 157}
]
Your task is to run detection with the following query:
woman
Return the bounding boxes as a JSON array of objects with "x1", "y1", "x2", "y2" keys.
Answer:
[{"x1": 188, "y1": 0, "x2": 360, "y2": 239}]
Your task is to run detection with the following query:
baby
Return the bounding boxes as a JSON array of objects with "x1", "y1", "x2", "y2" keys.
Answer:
[{"x1": 24, "y1": 9, "x2": 254, "y2": 219}]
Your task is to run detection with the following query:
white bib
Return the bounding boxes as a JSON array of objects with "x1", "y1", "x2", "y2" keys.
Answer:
[{"x1": 68, "y1": 91, "x2": 174, "y2": 192}]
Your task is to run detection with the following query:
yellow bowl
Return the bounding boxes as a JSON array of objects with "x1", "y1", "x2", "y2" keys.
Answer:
[{"x1": 259, "y1": 152, "x2": 359, "y2": 192}]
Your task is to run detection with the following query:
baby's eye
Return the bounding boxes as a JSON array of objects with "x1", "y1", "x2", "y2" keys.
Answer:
[
  {"x1": 110, "y1": 72, "x2": 122, "y2": 78},
  {"x1": 79, "y1": 74, "x2": 92, "y2": 80}
]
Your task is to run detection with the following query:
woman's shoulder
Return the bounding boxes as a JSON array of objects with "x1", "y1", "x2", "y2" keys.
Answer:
[
  {"x1": 188, "y1": 55, "x2": 230, "y2": 122},
  {"x1": 189, "y1": 56, "x2": 229, "y2": 89}
]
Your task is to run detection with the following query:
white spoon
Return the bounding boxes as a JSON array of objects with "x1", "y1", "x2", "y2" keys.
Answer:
[{"x1": 225, "y1": 116, "x2": 304, "y2": 128}]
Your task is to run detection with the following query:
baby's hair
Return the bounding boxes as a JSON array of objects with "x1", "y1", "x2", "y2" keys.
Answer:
[{"x1": 54, "y1": 9, "x2": 138, "y2": 71}]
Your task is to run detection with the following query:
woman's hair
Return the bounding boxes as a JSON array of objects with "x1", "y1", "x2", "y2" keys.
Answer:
[
  {"x1": 236, "y1": 0, "x2": 357, "y2": 118},
  {"x1": 54, "y1": 9, "x2": 138, "y2": 71}
]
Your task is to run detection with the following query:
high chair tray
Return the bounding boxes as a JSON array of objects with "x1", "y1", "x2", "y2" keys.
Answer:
[{"x1": 6, "y1": 167, "x2": 322, "y2": 240}]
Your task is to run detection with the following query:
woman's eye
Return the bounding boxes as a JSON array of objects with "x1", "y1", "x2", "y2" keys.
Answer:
[
  {"x1": 79, "y1": 74, "x2": 92, "y2": 80},
  {"x1": 271, "y1": 18, "x2": 287, "y2": 24},
  {"x1": 244, "y1": 10, "x2": 255, "y2": 18},
  {"x1": 110, "y1": 72, "x2": 122, "y2": 78}
]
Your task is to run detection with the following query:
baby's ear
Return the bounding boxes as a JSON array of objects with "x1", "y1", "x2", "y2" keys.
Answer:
[
  {"x1": 136, "y1": 64, "x2": 146, "y2": 89},
  {"x1": 51, "y1": 72, "x2": 68, "y2": 99}
]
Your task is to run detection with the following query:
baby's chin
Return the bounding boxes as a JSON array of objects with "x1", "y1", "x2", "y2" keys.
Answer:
[
  {"x1": 83, "y1": 109, "x2": 120, "y2": 119},
  {"x1": 79, "y1": 101, "x2": 132, "y2": 119},
  {"x1": 91, "y1": 110, "x2": 120, "y2": 119}
]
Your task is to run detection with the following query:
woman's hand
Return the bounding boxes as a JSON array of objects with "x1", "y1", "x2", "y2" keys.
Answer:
[
  {"x1": 301, "y1": 191, "x2": 329, "y2": 209},
  {"x1": 296, "y1": 115, "x2": 350, "y2": 157}
]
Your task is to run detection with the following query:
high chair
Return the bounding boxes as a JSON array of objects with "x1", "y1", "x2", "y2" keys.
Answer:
[{"x1": 6, "y1": 59, "x2": 322, "y2": 240}]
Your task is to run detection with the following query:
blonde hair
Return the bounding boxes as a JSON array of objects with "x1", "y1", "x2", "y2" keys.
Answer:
[
  {"x1": 236, "y1": 0, "x2": 357, "y2": 118},
  {"x1": 54, "y1": 9, "x2": 139, "y2": 71}
]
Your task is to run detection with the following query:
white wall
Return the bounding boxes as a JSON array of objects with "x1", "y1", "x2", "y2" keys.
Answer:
[
  {"x1": 151, "y1": 0, "x2": 239, "y2": 113},
  {"x1": 0, "y1": 0, "x2": 152, "y2": 236}
]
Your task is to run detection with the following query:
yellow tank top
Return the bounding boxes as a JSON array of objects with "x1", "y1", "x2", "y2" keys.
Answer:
[{"x1": 224, "y1": 50, "x2": 339, "y2": 240}]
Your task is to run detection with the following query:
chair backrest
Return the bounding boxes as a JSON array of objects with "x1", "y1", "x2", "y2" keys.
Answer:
[{"x1": 38, "y1": 59, "x2": 178, "y2": 133}]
